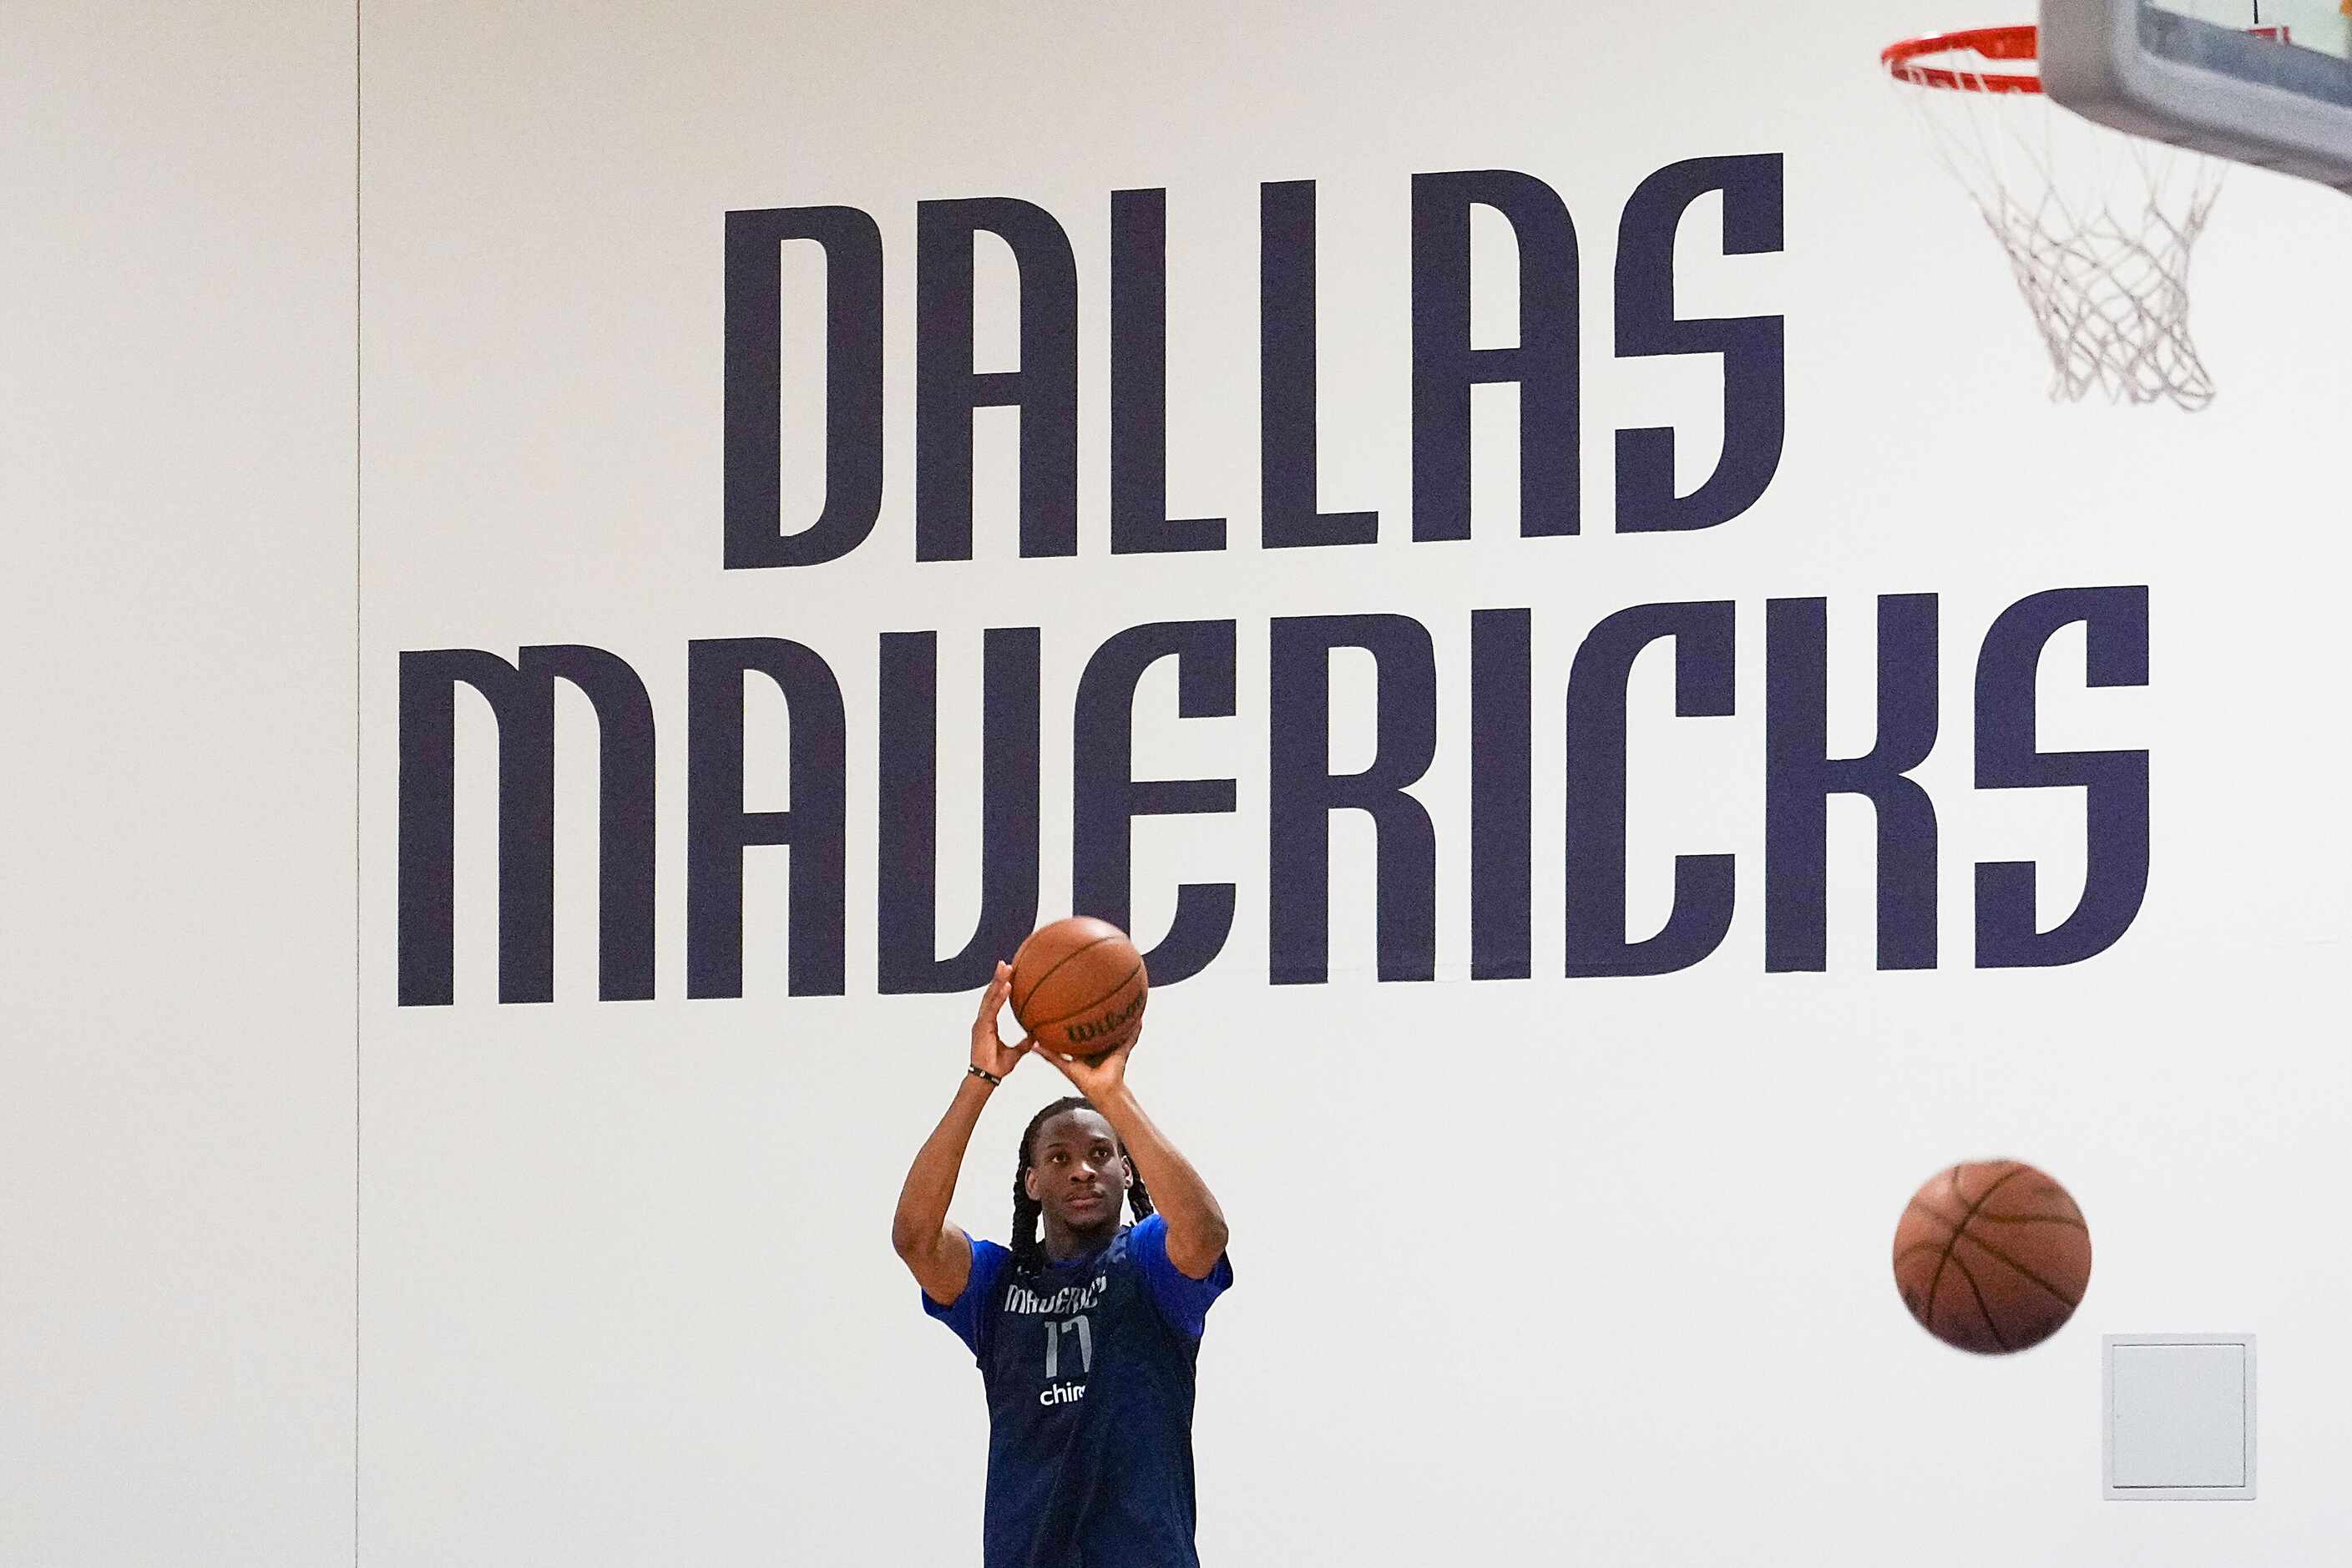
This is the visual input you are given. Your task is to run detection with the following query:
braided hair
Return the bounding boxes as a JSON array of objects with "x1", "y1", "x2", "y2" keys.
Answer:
[{"x1": 1009, "y1": 1095, "x2": 1156, "y2": 1276}]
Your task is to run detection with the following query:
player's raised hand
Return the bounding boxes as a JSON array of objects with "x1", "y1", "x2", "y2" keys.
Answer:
[
  {"x1": 1029, "y1": 1021, "x2": 1138, "y2": 1099},
  {"x1": 970, "y1": 961, "x2": 1031, "y2": 1080}
]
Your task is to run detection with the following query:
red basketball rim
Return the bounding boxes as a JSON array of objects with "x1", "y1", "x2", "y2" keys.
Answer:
[
  {"x1": 1882, "y1": 24, "x2": 2042, "y2": 94},
  {"x1": 1882, "y1": 21, "x2": 2290, "y2": 94}
]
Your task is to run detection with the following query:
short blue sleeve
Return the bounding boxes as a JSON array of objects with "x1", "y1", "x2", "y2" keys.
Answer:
[
  {"x1": 1129, "y1": 1212, "x2": 1233, "y2": 1338},
  {"x1": 921, "y1": 1237, "x2": 1011, "y2": 1359}
]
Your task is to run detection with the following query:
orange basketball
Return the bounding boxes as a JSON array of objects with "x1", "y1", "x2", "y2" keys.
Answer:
[
  {"x1": 1891, "y1": 1160, "x2": 2092, "y2": 1354},
  {"x1": 1010, "y1": 916, "x2": 1147, "y2": 1062}
]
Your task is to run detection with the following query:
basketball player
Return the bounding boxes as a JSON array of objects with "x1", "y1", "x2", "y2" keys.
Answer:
[{"x1": 890, "y1": 960, "x2": 1233, "y2": 1568}]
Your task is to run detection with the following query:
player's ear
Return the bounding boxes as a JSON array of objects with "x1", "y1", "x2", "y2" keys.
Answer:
[{"x1": 1022, "y1": 1167, "x2": 1039, "y2": 1202}]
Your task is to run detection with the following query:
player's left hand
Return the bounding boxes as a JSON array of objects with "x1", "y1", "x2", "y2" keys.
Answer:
[{"x1": 1029, "y1": 1023, "x2": 1139, "y2": 1098}]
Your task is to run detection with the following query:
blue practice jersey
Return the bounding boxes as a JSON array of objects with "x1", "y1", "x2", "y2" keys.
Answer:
[{"x1": 924, "y1": 1213, "x2": 1233, "y2": 1568}]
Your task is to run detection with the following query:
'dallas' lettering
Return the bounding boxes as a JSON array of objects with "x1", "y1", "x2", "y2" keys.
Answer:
[
  {"x1": 721, "y1": 159, "x2": 1788, "y2": 572},
  {"x1": 1004, "y1": 1275, "x2": 1110, "y2": 1317}
]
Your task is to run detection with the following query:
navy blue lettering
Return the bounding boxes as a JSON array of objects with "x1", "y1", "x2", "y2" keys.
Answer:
[
  {"x1": 1765, "y1": 594, "x2": 1940, "y2": 971},
  {"x1": 916, "y1": 198, "x2": 1080, "y2": 562},
  {"x1": 1261, "y1": 181, "x2": 1378, "y2": 549},
  {"x1": 686, "y1": 638, "x2": 848, "y2": 997},
  {"x1": 1411, "y1": 170, "x2": 1579, "y2": 542},
  {"x1": 1111, "y1": 189, "x2": 1225, "y2": 554},
  {"x1": 1470, "y1": 608, "x2": 1533, "y2": 979},
  {"x1": 1613, "y1": 154, "x2": 1785, "y2": 534},
  {"x1": 877, "y1": 630, "x2": 1043, "y2": 994},
  {"x1": 1267, "y1": 615, "x2": 1439, "y2": 984},
  {"x1": 397, "y1": 646, "x2": 656, "y2": 1006},
  {"x1": 1071, "y1": 620, "x2": 1238, "y2": 985},
  {"x1": 723, "y1": 205, "x2": 884, "y2": 569},
  {"x1": 1565, "y1": 602, "x2": 1737, "y2": 976},
  {"x1": 1975, "y1": 586, "x2": 2152, "y2": 968}
]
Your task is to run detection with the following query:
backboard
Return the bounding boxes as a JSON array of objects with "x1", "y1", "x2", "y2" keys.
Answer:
[{"x1": 2043, "y1": 0, "x2": 2352, "y2": 190}]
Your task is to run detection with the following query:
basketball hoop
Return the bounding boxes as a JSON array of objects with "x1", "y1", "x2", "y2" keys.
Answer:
[{"x1": 1882, "y1": 24, "x2": 2263, "y2": 410}]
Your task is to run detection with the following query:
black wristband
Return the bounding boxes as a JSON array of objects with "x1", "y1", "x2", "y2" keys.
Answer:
[{"x1": 967, "y1": 1064, "x2": 1002, "y2": 1087}]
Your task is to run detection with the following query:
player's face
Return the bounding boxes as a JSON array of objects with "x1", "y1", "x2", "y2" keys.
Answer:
[{"x1": 1024, "y1": 1109, "x2": 1130, "y2": 1235}]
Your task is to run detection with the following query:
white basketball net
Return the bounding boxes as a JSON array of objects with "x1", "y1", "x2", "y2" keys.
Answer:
[{"x1": 1890, "y1": 33, "x2": 2228, "y2": 409}]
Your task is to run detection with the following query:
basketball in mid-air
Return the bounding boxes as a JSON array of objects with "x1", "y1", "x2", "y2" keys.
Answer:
[
  {"x1": 1891, "y1": 1159, "x2": 2092, "y2": 1354},
  {"x1": 1010, "y1": 917, "x2": 1147, "y2": 1063}
]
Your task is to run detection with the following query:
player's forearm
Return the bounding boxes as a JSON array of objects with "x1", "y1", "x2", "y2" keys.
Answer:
[
  {"x1": 1092, "y1": 1084, "x2": 1228, "y2": 1260},
  {"x1": 890, "y1": 1073, "x2": 993, "y2": 1257}
]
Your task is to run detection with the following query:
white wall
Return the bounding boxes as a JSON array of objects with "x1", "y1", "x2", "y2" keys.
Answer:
[
  {"x1": 0, "y1": 3, "x2": 356, "y2": 1564},
  {"x1": 13, "y1": 1, "x2": 2352, "y2": 1564}
]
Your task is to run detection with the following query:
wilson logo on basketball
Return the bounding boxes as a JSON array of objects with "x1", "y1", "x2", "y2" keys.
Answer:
[{"x1": 1060, "y1": 989, "x2": 1145, "y2": 1045}]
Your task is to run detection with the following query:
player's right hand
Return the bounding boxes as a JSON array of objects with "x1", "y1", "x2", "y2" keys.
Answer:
[{"x1": 969, "y1": 960, "x2": 1031, "y2": 1081}]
